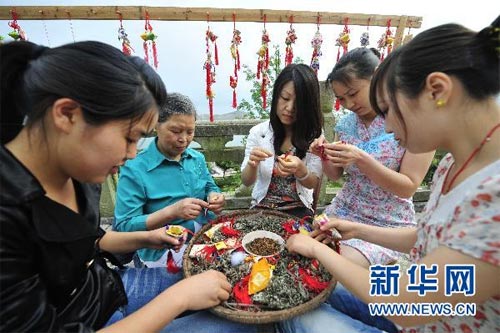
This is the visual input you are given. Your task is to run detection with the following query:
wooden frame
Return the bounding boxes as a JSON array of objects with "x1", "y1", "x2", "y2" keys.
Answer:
[{"x1": 0, "y1": 6, "x2": 421, "y2": 47}]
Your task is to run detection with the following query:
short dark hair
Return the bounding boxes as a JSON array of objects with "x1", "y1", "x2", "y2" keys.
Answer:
[
  {"x1": 1, "y1": 41, "x2": 166, "y2": 144},
  {"x1": 270, "y1": 64, "x2": 323, "y2": 159},
  {"x1": 158, "y1": 92, "x2": 197, "y2": 123}
]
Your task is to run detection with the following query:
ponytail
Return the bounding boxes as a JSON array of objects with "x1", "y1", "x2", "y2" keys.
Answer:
[
  {"x1": 0, "y1": 41, "x2": 48, "y2": 144},
  {"x1": 1, "y1": 40, "x2": 163, "y2": 146}
]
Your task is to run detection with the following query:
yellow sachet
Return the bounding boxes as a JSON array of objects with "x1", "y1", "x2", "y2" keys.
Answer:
[{"x1": 248, "y1": 258, "x2": 272, "y2": 295}]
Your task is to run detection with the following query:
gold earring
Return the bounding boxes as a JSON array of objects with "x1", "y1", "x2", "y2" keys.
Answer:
[{"x1": 436, "y1": 99, "x2": 446, "y2": 108}]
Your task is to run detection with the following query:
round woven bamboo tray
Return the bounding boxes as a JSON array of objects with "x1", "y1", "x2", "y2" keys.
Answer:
[{"x1": 183, "y1": 209, "x2": 337, "y2": 324}]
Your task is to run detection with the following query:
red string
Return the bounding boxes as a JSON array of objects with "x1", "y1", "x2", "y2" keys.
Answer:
[
  {"x1": 442, "y1": 122, "x2": 500, "y2": 194},
  {"x1": 236, "y1": 49, "x2": 240, "y2": 70},
  {"x1": 214, "y1": 42, "x2": 219, "y2": 65}
]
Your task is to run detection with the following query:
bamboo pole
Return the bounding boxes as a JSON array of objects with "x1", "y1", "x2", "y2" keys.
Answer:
[{"x1": 0, "y1": 6, "x2": 422, "y2": 28}]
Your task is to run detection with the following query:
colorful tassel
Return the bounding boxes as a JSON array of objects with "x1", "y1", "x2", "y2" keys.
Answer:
[
  {"x1": 256, "y1": 15, "x2": 271, "y2": 110},
  {"x1": 205, "y1": 14, "x2": 218, "y2": 121},
  {"x1": 310, "y1": 16, "x2": 323, "y2": 75},
  {"x1": 229, "y1": 14, "x2": 242, "y2": 109},
  {"x1": 284, "y1": 16, "x2": 297, "y2": 66},
  {"x1": 8, "y1": 9, "x2": 27, "y2": 41},
  {"x1": 141, "y1": 11, "x2": 158, "y2": 69},
  {"x1": 335, "y1": 18, "x2": 350, "y2": 61},
  {"x1": 117, "y1": 12, "x2": 134, "y2": 56}
]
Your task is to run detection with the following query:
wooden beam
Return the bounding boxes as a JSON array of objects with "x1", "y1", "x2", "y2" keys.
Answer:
[
  {"x1": 0, "y1": 6, "x2": 422, "y2": 28},
  {"x1": 394, "y1": 16, "x2": 408, "y2": 47}
]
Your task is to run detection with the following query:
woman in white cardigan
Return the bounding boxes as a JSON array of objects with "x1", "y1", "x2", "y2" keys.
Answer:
[{"x1": 241, "y1": 64, "x2": 323, "y2": 218}]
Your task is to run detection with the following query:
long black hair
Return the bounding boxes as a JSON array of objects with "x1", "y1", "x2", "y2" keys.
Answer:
[
  {"x1": 326, "y1": 47, "x2": 380, "y2": 86},
  {"x1": 1, "y1": 41, "x2": 166, "y2": 144},
  {"x1": 269, "y1": 64, "x2": 323, "y2": 159},
  {"x1": 370, "y1": 16, "x2": 500, "y2": 127}
]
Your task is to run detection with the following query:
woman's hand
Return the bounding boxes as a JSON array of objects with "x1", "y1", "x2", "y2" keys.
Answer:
[
  {"x1": 174, "y1": 270, "x2": 232, "y2": 311},
  {"x1": 207, "y1": 192, "x2": 225, "y2": 214},
  {"x1": 322, "y1": 142, "x2": 365, "y2": 168},
  {"x1": 147, "y1": 226, "x2": 187, "y2": 251},
  {"x1": 309, "y1": 135, "x2": 328, "y2": 158},
  {"x1": 169, "y1": 198, "x2": 209, "y2": 220},
  {"x1": 286, "y1": 233, "x2": 322, "y2": 258},
  {"x1": 319, "y1": 216, "x2": 360, "y2": 240},
  {"x1": 247, "y1": 147, "x2": 273, "y2": 167},
  {"x1": 275, "y1": 154, "x2": 304, "y2": 177}
]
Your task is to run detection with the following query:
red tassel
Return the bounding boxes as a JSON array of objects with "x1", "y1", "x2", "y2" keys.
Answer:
[
  {"x1": 152, "y1": 42, "x2": 159, "y2": 69},
  {"x1": 335, "y1": 98, "x2": 341, "y2": 111},
  {"x1": 214, "y1": 42, "x2": 219, "y2": 65},
  {"x1": 236, "y1": 49, "x2": 240, "y2": 70},
  {"x1": 256, "y1": 63, "x2": 261, "y2": 80},
  {"x1": 209, "y1": 99, "x2": 214, "y2": 122},
  {"x1": 265, "y1": 48, "x2": 269, "y2": 68},
  {"x1": 221, "y1": 225, "x2": 240, "y2": 237},
  {"x1": 233, "y1": 275, "x2": 252, "y2": 304},
  {"x1": 200, "y1": 244, "x2": 218, "y2": 262},
  {"x1": 232, "y1": 90, "x2": 237, "y2": 109},
  {"x1": 206, "y1": 65, "x2": 211, "y2": 96},
  {"x1": 261, "y1": 83, "x2": 267, "y2": 109},
  {"x1": 298, "y1": 268, "x2": 329, "y2": 293},
  {"x1": 166, "y1": 250, "x2": 181, "y2": 273},
  {"x1": 143, "y1": 42, "x2": 149, "y2": 64}
]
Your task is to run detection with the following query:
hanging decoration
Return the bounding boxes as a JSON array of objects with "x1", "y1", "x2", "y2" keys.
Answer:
[
  {"x1": 335, "y1": 18, "x2": 350, "y2": 61},
  {"x1": 377, "y1": 19, "x2": 394, "y2": 61},
  {"x1": 229, "y1": 13, "x2": 242, "y2": 109},
  {"x1": 256, "y1": 15, "x2": 271, "y2": 110},
  {"x1": 117, "y1": 11, "x2": 134, "y2": 56},
  {"x1": 204, "y1": 13, "x2": 218, "y2": 122},
  {"x1": 310, "y1": 16, "x2": 323, "y2": 76},
  {"x1": 39, "y1": 10, "x2": 51, "y2": 46},
  {"x1": 284, "y1": 16, "x2": 297, "y2": 66},
  {"x1": 66, "y1": 10, "x2": 76, "y2": 43},
  {"x1": 8, "y1": 9, "x2": 27, "y2": 41},
  {"x1": 403, "y1": 20, "x2": 414, "y2": 45},
  {"x1": 360, "y1": 17, "x2": 371, "y2": 47},
  {"x1": 141, "y1": 10, "x2": 159, "y2": 69}
]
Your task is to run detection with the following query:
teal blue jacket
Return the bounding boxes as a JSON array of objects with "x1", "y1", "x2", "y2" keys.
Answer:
[{"x1": 114, "y1": 139, "x2": 220, "y2": 262}]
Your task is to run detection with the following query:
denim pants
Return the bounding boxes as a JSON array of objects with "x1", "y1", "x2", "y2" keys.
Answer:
[
  {"x1": 278, "y1": 284, "x2": 398, "y2": 333},
  {"x1": 106, "y1": 267, "x2": 262, "y2": 333}
]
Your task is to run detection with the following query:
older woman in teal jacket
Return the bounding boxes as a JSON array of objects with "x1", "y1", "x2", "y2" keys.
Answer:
[{"x1": 114, "y1": 93, "x2": 224, "y2": 268}]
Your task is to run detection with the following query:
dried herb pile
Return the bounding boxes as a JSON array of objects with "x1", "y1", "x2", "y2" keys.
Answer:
[
  {"x1": 187, "y1": 211, "x2": 332, "y2": 310},
  {"x1": 246, "y1": 238, "x2": 281, "y2": 256}
]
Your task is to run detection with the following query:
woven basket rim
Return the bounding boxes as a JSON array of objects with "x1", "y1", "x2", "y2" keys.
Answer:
[{"x1": 182, "y1": 209, "x2": 336, "y2": 324}]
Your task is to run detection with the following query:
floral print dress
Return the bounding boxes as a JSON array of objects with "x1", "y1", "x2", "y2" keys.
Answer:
[
  {"x1": 403, "y1": 155, "x2": 500, "y2": 333},
  {"x1": 325, "y1": 112, "x2": 415, "y2": 264}
]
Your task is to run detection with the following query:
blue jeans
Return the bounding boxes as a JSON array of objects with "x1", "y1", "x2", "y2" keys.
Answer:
[
  {"x1": 106, "y1": 267, "x2": 261, "y2": 333},
  {"x1": 278, "y1": 284, "x2": 398, "y2": 333}
]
